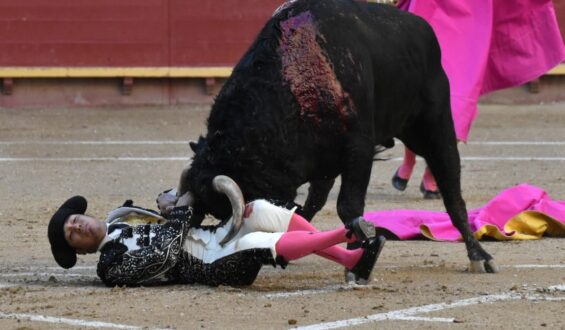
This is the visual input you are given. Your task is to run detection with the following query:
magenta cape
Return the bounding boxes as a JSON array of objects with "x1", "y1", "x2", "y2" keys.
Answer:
[
  {"x1": 364, "y1": 184, "x2": 565, "y2": 241},
  {"x1": 398, "y1": 0, "x2": 565, "y2": 141}
]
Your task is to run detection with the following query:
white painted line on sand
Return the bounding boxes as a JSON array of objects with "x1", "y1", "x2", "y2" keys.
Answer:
[
  {"x1": 264, "y1": 264, "x2": 564, "y2": 299},
  {"x1": 0, "y1": 140, "x2": 187, "y2": 145},
  {"x1": 2, "y1": 264, "x2": 562, "y2": 282},
  {"x1": 265, "y1": 286, "x2": 341, "y2": 298},
  {"x1": 295, "y1": 292, "x2": 524, "y2": 329},
  {"x1": 0, "y1": 157, "x2": 189, "y2": 162},
  {"x1": 0, "y1": 283, "x2": 15, "y2": 288},
  {"x1": 395, "y1": 156, "x2": 565, "y2": 161},
  {"x1": 383, "y1": 264, "x2": 565, "y2": 270},
  {"x1": 468, "y1": 141, "x2": 565, "y2": 146},
  {"x1": 4, "y1": 140, "x2": 565, "y2": 146},
  {"x1": 6, "y1": 266, "x2": 96, "y2": 271},
  {"x1": 2, "y1": 156, "x2": 565, "y2": 162},
  {"x1": 391, "y1": 316, "x2": 455, "y2": 323},
  {"x1": 393, "y1": 139, "x2": 565, "y2": 146},
  {"x1": 510, "y1": 264, "x2": 565, "y2": 269},
  {"x1": 0, "y1": 272, "x2": 97, "y2": 279},
  {"x1": 548, "y1": 284, "x2": 565, "y2": 291},
  {"x1": 264, "y1": 284, "x2": 370, "y2": 298},
  {"x1": 461, "y1": 156, "x2": 565, "y2": 161},
  {"x1": 525, "y1": 296, "x2": 565, "y2": 302},
  {"x1": 295, "y1": 283, "x2": 565, "y2": 330},
  {"x1": 0, "y1": 311, "x2": 156, "y2": 329},
  {"x1": 53, "y1": 266, "x2": 95, "y2": 270}
]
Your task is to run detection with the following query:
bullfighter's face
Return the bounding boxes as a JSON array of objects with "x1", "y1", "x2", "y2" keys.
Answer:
[{"x1": 63, "y1": 214, "x2": 107, "y2": 254}]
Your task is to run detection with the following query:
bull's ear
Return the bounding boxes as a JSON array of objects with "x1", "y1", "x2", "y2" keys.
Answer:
[
  {"x1": 189, "y1": 136, "x2": 207, "y2": 153},
  {"x1": 189, "y1": 140, "x2": 198, "y2": 153}
]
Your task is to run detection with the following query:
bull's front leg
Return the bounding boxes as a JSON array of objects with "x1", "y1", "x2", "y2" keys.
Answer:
[
  {"x1": 337, "y1": 133, "x2": 381, "y2": 283},
  {"x1": 395, "y1": 57, "x2": 498, "y2": 273},
  {"x1": 302, "y1": 178, "x2": 335, "y2": 221},
  {"x1": 337, "y1": 134, "x2": 374, "y2": 225},
  {"x1": 336, "y1": 133, "x2": 374, "y2": 226},
  {"x1": 403, "y1": 68, "x2": 497, "y2": 273},
  {"x1": 424, "y1": 145, "x2": 498, "y2": 273}
]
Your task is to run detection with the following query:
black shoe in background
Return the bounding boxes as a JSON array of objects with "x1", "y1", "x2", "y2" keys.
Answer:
[{"x1": 392, "y1": 169, "x2": 408, "y2": 191}]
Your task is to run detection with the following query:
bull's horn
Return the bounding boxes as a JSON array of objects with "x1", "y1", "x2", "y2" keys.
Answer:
[{"x1": 214, "y1": 175, "x2": 245, "y2": 246}]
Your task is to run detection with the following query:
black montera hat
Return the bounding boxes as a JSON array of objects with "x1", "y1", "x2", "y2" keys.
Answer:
[{"x1": 48, "y1": 196, "x2": 87, "y2": 269}]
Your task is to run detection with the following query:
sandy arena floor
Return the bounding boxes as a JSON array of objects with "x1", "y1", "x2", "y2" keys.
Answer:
[{"x1": 0, "y1": 102, "x2": 564, "y2": 329}]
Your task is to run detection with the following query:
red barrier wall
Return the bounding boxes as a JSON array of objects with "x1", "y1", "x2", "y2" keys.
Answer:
[
  {"x1": 0, "y1": 0, "x2": 283, "y2": 67},
  {"x1": 0, "y1": 0, "x2": 563, "y2": 68},
  {"x1": 555, "y1": 0, "x2": 565, "y2": 44},
  {"x1": 0, "y1": 0, "x2": 563, "y2": 109}
]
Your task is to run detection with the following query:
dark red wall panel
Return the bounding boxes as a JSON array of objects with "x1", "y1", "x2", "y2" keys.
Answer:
[
  {"x1": 555, "y1": 0, "x2": 565, "y2": 44},
  {"x1": 1, "y1": 0, "x2": 560, "y2": 68},
  {"x1": 0, "y1": 0, "x2": 283, "y2": 67},
  {"x1": 0, "y1": 0, "x2": 169, "y2": 66},
  {"x1": 170, "y1": 0, "x2": 282, "y2": 66}
]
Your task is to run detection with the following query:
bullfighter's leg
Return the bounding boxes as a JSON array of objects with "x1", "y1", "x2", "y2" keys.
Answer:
[
  {"x1": 239, "y1": 200, "x2": 373, "y2": 268},
  {"x1": 420, "y1": 166, "x2": 440, "y2": 199},
  {"x1": 391, "y1": 147, "x2": 416, "y2": 191},
  {"x1": 272, "y1": 223, "x2": 385, "y2": 284},
  {"x1": 302, "y1": 178, "x2": 335, "y2": 221},
  {"x1": 392, "y1": 148, "x2": 441, "y2": 199},
  {"x1": 401, "y1": 77, "x2": 497, "y2": 274}
]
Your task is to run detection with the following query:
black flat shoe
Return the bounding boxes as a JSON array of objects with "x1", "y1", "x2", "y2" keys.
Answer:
[
  {"x1": 420, "y1": 181, "x2": 441, "y2": 199},
  {"x1": 392, "y1": 169, "x2": 408, "y2": 191},
  {"x1": 349, "y1": 236, "x2": 386, "y2": 285},
  {"x1": 346, "y1": 217, "x2": 376, "y2": 242}
]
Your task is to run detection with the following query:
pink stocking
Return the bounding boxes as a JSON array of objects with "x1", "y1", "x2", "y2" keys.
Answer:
[
  {"x1": 422, "y1": 167, "x2": 438, "y2": 192},
  {"x1": 397, "y1": 147, "x2": 416, "y2": 179},
  {"x1": 287, "y1": 214, "x2": 363, "y2": 268},
  {"x1": 287, "y1": 213, "x2": 319, "y2": 232},
  {"x1": 275, "y1": 226, "x2": 363, "y2": 269}
]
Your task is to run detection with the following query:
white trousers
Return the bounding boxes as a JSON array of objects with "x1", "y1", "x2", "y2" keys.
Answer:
[{"x1": 183, "y1": 200, "x2": 296, "y2": 264}]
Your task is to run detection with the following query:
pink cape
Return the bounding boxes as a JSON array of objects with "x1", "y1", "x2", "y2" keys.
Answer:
[
  {"x1": 398, "y1": 0, "x2": 565, "y2": 141},
  {"x1": 364, "y1": 184, "x2": 565, "y2": 241}
]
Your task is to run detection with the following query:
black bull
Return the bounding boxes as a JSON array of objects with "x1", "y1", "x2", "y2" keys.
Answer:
[{"x1": 180, "y1": 0, "x2": 497, "y2": 273}]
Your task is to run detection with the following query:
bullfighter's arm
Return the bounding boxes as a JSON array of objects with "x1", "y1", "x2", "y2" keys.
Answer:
[{"x1": 97, "y1": 206, "x2": 192, "y2": 286}]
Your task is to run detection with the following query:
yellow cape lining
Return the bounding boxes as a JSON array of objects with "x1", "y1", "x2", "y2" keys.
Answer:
[{"x1": 420, "y1": 211, "x2": 565, "y2": 241}]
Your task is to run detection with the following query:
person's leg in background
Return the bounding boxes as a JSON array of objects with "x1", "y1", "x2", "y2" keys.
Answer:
[{"x1": 392, "y1": 147, "x2": 440, "y2": 199}]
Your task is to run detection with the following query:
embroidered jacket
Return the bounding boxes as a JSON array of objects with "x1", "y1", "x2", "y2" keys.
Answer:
[{"x1": 96, "y1": 206, "x2": 276, "y2": 287}]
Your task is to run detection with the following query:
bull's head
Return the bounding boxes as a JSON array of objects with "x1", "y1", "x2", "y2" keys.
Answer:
[
  {"x1": 175, "y1": 137, "x2": 245, "y2": 246},
  {"x1": 175, "y1": 174, "x2": 244, "y2": 246}
]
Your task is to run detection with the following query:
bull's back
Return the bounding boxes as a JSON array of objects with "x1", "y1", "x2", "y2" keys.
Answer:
[
  {"x1": 309, "y1": 1, "x2": 439, "y2": 140},
  {"x1": 206, "y1": 0, "x2": 442, "y2": 187},
  {"x1": 270, "y1": 1, "x2": 440, "y2": 172}
]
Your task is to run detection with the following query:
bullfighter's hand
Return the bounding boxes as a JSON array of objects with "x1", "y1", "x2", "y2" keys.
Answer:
[{"x1": 157, "y1": 189, "x2": 178, "y2": 216}]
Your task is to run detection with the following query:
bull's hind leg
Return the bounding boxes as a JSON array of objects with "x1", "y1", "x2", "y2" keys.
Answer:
[
  {"x1": 403, "y1": 78, "x2": 497, "y2": 274},
  {"x1": 404, "y1": 122, "x2": 497, "y2": 273}
]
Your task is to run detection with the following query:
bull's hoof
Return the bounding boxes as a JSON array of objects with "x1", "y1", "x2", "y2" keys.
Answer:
[
  {"x1": 485, "y1": 259, "x2": 499, "y2": 273},
  {"x1": 468, "y1": 259, "x2": 498, "y2": 273},
  {"x1": 469, "y1": 260, "x2": 485, "y2": 273}
]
